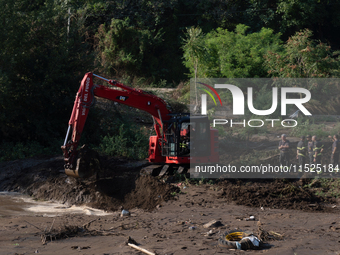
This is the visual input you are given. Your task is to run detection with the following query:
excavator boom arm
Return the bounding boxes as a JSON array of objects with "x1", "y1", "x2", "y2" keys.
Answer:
[{"x1": 61, "y1": 72, "x2": 171, "y2": 173}]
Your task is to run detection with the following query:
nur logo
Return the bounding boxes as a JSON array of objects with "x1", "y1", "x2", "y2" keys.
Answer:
[
  {"x1": 197, "y1": 82, "x2": 223, "y2": 115},
  {"x1": 198, "y1": 83, "x2": 312, "y2": 116}
]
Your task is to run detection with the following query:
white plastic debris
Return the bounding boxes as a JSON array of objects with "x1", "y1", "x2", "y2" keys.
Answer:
[
  {"x1": 242, "y1": 236, "x2": 261, "y2": 247},
  {"x1": 204, "y1": 229, "x2": 214, "y2": 236},
  {"x1": 245, "y1": 216, "x2": 255, "y2": 221},
  {"x1": 121, "y1": 209, "x2": 130, "y2": 217}
]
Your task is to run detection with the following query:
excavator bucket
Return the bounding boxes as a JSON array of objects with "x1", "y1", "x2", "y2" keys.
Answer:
[{"x1": 65, "y1": 145, "x2": 101, "y2": 178}]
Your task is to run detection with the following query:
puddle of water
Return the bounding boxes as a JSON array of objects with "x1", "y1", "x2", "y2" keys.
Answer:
[
  {"x1": 0, "y1": 191, "x2": 112, "y2": 217},
  {"x1": 0, "y1": 192, "x2": 34, "y2": 216}
]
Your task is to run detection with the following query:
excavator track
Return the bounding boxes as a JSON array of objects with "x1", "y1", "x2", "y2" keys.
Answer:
[{"x1": 140, "y1": 164, "x2": 198, "y2": 181}]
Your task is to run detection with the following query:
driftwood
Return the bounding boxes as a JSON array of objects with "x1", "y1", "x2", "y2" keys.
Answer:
[
  {"x1": 35, "y1": 219, "x2": 122, "y2": 245},
  {"x1": 24, "y1": 220, "x2": 43, "y2": 231},
  {"x1": 82, "y1": 219, "x2": 97, "y2": 229},
  {"x1": 128, "y1": 243, "x2": 156, "y2": 255}
]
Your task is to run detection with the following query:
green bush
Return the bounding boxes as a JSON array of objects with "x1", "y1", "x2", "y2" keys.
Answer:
[
  {"x1": 182, "y1": 24, "x2": 283, "y2": 79},
  {"x1": 290, "y1": 119, "x2": 330, "y2": 139},
  {"x1": 98, "y1": 124, "x2": 149, "y2": 160},
  {"x1": 0, "y1": 140, "x2": 62, "y2": 161}
]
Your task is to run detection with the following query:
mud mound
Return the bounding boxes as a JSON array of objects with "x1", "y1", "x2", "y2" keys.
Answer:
[
  {"x1": 124, "y1": 176, "x2": 179, "y2": 211},
  {"x1": 217, "y1": 179, "x2": 333, "y2": 211},
  {"x1": 0, "y1": 155, "x2": 335, "y2": 213},
  {"x1": 28, "y1": 175, "x2": 177, "y2": 212},
  {"x1": 0, "y1": 156, "x2": 177, "y2": 212}
]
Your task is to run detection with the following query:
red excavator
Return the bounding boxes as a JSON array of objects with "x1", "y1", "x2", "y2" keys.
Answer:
[{"x1": 61, "y1": 72, "x2": 219, "y2": 178}]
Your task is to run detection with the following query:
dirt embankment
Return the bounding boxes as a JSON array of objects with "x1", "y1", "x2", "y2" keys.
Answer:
[
  {"x1": 0, "y1": 156, "x2": 178, "y2": 212},
  {"x1": 0, "y1": 155, "x2": 337, "y2": 213},
  {"x1": 217, "y1": 179, "x2": 333, "y2": 211}
]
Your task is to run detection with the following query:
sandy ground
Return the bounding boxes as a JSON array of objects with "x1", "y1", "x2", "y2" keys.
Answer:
[
  {"x1": 1, "y1": 134, "x2": 340, "y2": 255},
  {"x1": 0, "y1": 183, "x2": 340, "y2": 255}
]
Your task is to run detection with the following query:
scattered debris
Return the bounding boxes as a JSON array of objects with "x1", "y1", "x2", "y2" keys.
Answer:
[
  {"x1": 203, "y1": 220, "x2": 223, "y2": 228},
  {"x1": 203, "y1": 229, "x2": 215, "y2": 236},
  {"x1": 246, "y1": 216, "x2": 255, "y2": 221},
  {"x1": 128, "y1": 243, "x2": 155, "y2": 255},
  {"x1": 39, "y1": 220, "x2": 121, "y2": 245},
  {"x1": 258, "y1": 226, "x2": 284, "y2": 241},
  {"x1": 82, "y1": 219, "x2": 97, "y2": 229},
  {"x1": 71, "y1": 246, "x2": 90, "y2": 250},
  {"x1": 127, "y1": 237, "x2": 155, "y2": 255},
  {"x1": 127, "y1": 236, "x2": 139, "y2": 245},
  {"x1": 218, "y1": 230, "x2": 262, "y2": 250},
  {"x1": 41, "y1": 225, "x2": 80, "y2": 244},
  {"x1": 121, "y1": 209, "x2": 130, "y2": 217},
  {"x1": 24, "y1": 220, "x2": 43, "y2": 232},
  {"x1": 189, "y1": 226, "x2": 196, "y2": 230}
]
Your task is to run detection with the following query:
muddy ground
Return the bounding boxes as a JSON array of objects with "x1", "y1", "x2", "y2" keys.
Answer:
[{"x1": 0, "y1": 142, "x2": 340, "y2": 255}]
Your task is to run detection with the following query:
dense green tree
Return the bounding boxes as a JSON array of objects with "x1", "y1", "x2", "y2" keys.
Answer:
[
  {"x1": 83, "y1": 0, "x2": 251, "y2": 82},
  {"x1": 95, "y1": 18, "x2": 164, "y2": 80},
  {"x1": 265, "y1": 29, "x2": 340, "y2": 80},
  {"x1": 264, "y1": 29, "x2": 340, "y2": 102},
  {"x1": 183, "y1": 24, "x2": 282, "y2": 79},
  {"x1": 2, "y1": 0, "x2": 340, "y2": 160},
  {"x1": 245, "y1": 0, "x2": 340, "y2": 46},
  {"x1": 0, "y1": 0, "x2": 92, "y2": 146}
]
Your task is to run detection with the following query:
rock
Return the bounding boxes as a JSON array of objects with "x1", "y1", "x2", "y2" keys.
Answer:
[{"x1": 203, "y1": 220, "x2": 223, "y2": 229}]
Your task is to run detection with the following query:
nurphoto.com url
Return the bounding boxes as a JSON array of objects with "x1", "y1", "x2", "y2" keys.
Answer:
[{"x1": 193, "y1": 164, "x2": 340, "y2": 177}]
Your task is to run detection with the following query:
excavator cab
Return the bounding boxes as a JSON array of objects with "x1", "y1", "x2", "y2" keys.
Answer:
[{"x1": 162, "y1": 115, "x2": 211, "y2": 158}]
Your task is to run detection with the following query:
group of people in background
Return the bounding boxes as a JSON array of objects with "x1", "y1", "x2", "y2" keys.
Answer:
[{"x1": 278, "y1": 133, "x2": 340, "y2": 170}]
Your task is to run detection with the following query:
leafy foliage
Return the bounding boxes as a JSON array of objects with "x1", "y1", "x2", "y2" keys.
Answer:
[
  {"x1": 265, "y1": 29, "x2": 340, "y2": 79},
  {"x1": 99, "y1": 124, "x2": 149, "y2": 160},
  {"x1": 289, "y1": 119, "x2": 338, "y2": 139},
  {"x1": 0, "y1": 0, "x2": 92, "y2": 146},
  {"x1": 2, "y1": 0, "x2": 340, "y2": 161},
  {"x1": 0, "y1": 140, "x2": 62, "y2": 161},
  {"x1": 182, "y1": 27, "x2": 206, "y2": 78},
  {"x1": 182, "y1": 24, "x2": 283, "y2": 79},
  {"x1": 95, "y1": 18, "x2": 164, "y2": 79},
  {"x1": 245, "y1": 0, "x2": 340, "y2": 45}
]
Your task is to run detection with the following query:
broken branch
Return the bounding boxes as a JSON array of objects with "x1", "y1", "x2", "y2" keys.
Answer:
[{"x1": 128, "y1": 243, "x2": 155, "y2": 255}]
